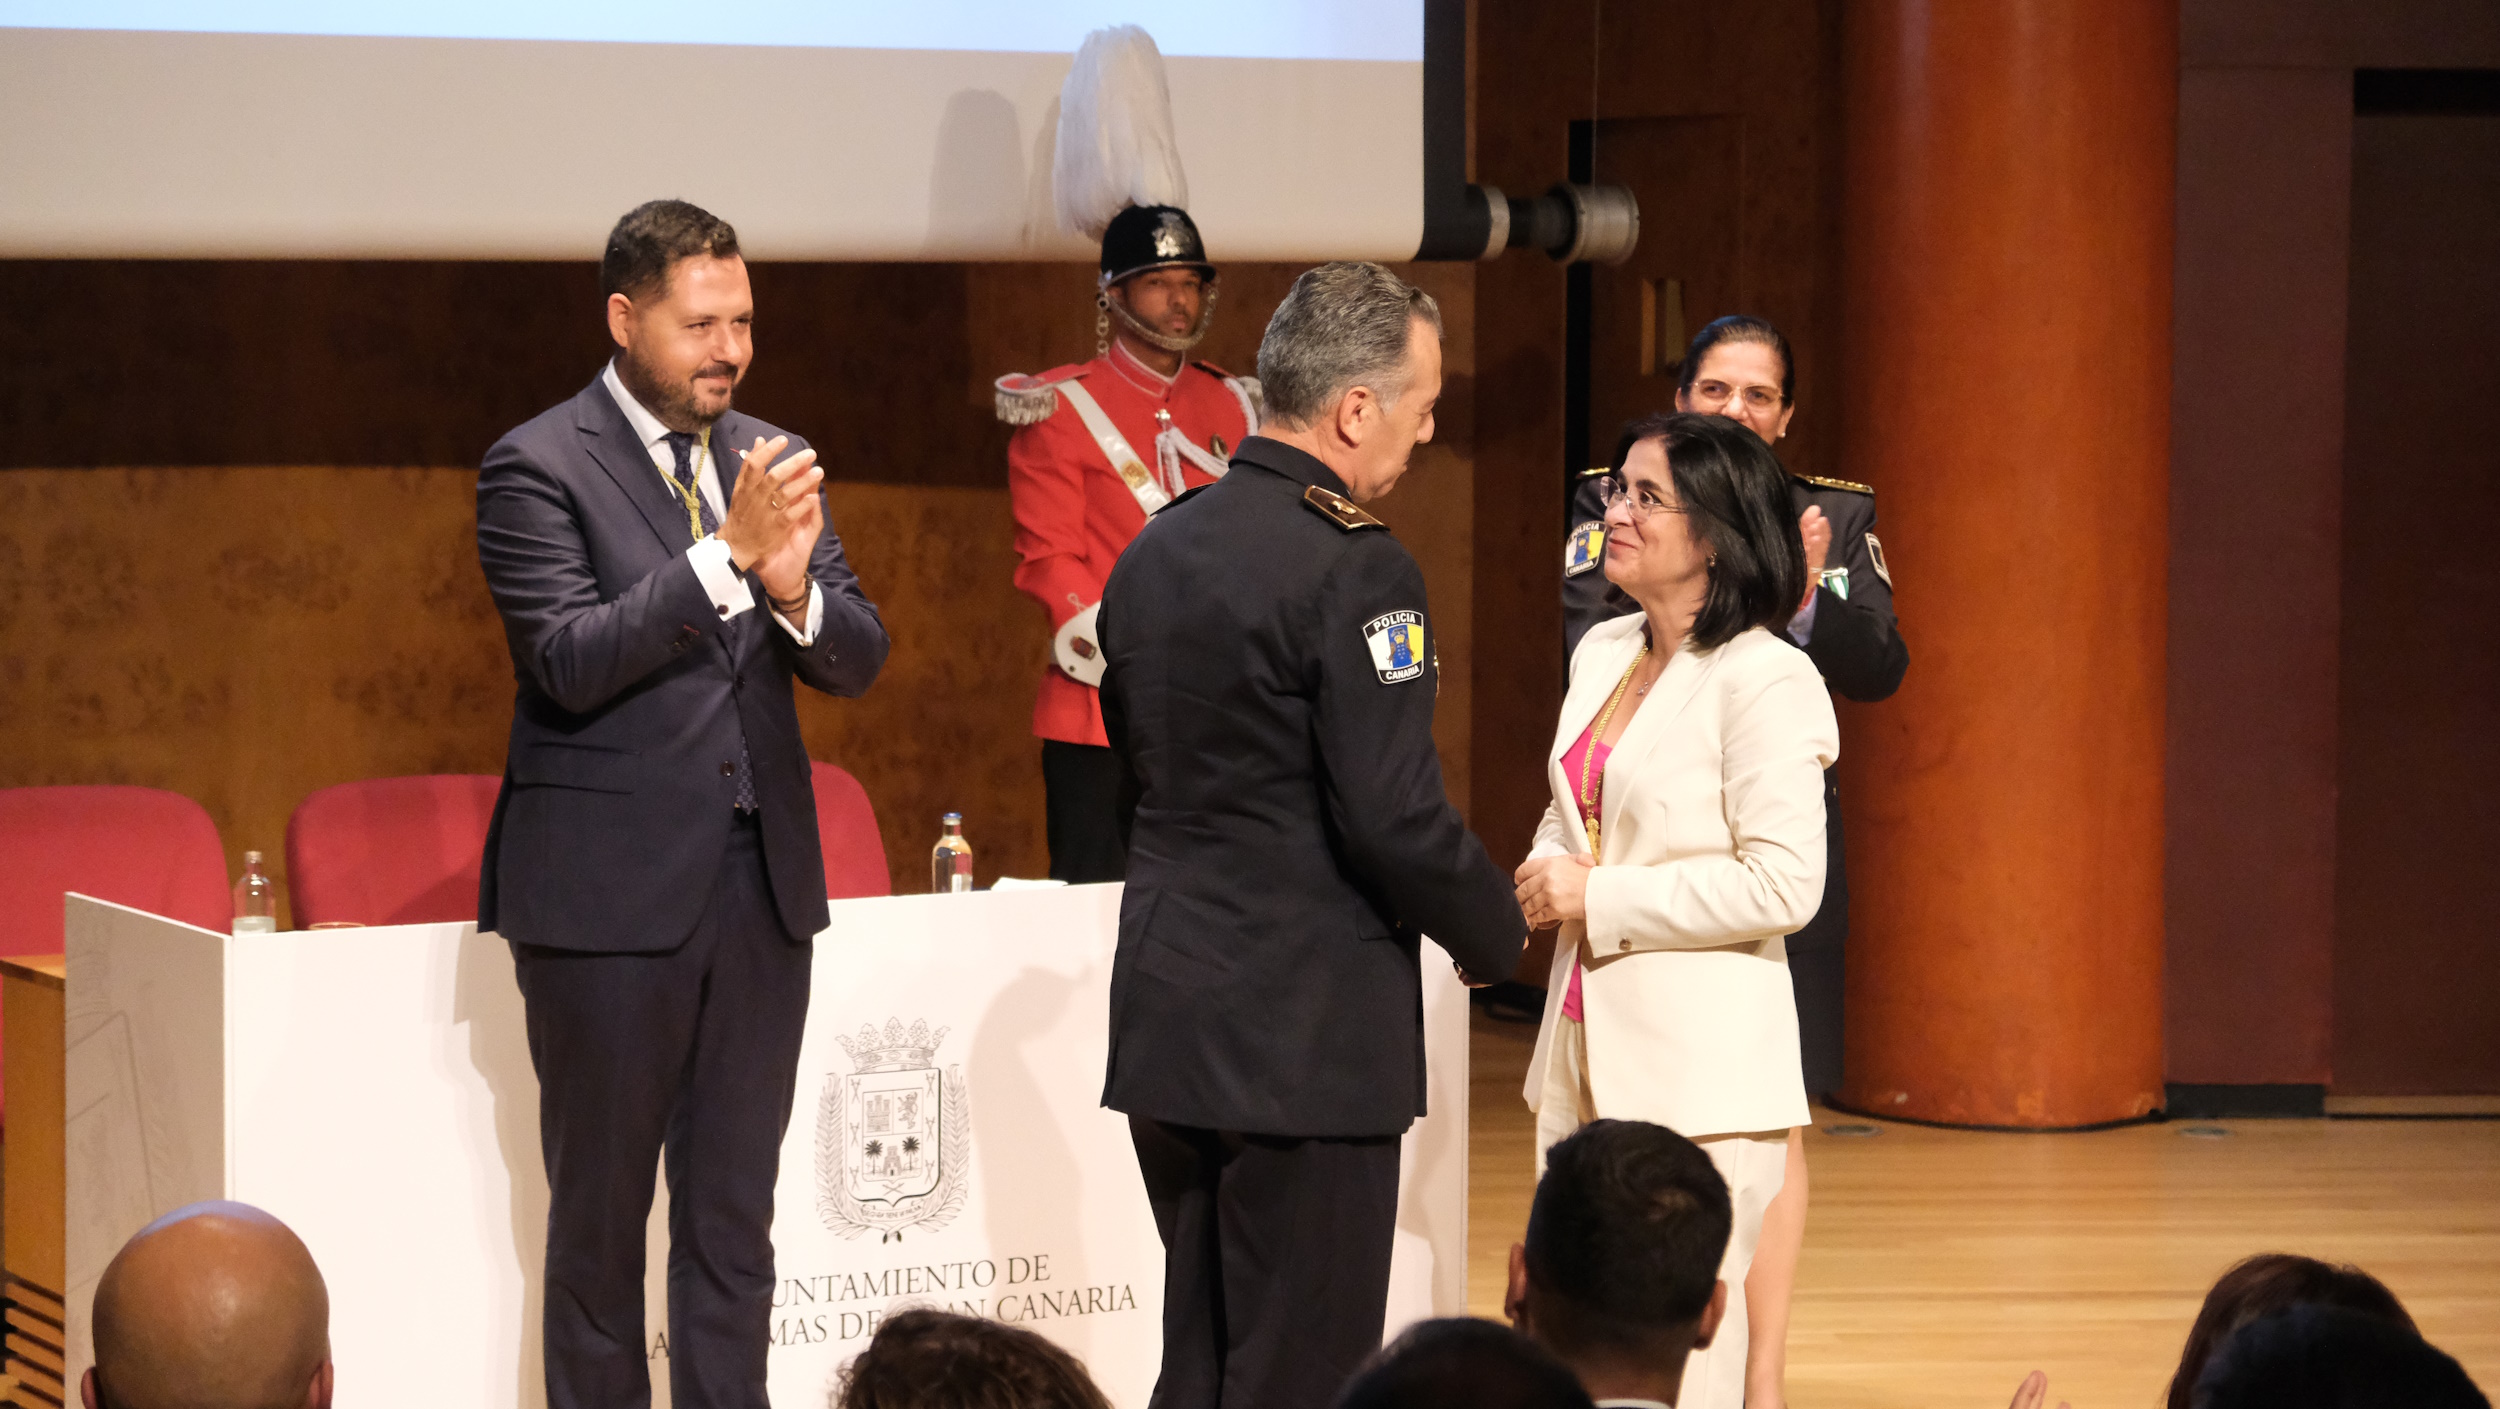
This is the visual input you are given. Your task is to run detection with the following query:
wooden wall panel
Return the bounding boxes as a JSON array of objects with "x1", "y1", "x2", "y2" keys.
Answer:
[
  {"x1": 2332, "y1": 111, "x2": 2500, "y2": 1093},
  {"x1": 0, "y1": 469, "x2": 1049, "y2": 911},
  {"x1": 2164, "y1": 69, "x2": 2350, "y2": 1087}
]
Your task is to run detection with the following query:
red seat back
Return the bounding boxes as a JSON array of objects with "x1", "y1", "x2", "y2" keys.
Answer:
[
  {"x1": 0, "y1": 785, "x2": 230, "y2": 1124},
  {"x1": 812, "y1": 761, "x2": 889, "y2": 899},
  {"x1": 287, "y1": 775, "x2": 501, "y2": 928},
  {"x1": 0, "y1": 786, "x2": 231, "y2": 951}
]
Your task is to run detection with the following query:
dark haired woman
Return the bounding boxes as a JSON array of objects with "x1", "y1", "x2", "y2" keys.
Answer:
[
  {"x1": 1515, "y1": 413, "x2": 1837, "y2": 1409},
  {"x1": 2165, "y1": 1253, "x2": 2417, "y2": 1409},
  {"x1": 1560, "y1": 315, "x2": 1909, "y2": 1407}
]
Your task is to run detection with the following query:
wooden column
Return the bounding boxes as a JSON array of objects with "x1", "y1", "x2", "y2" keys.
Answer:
[{"x1": 1835, "y1": 1, "x2": 2175, "y2": 1127}]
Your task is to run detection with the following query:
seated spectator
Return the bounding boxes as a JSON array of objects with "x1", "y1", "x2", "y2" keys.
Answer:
[
  {"x1": 2164, "y1": 1252, "x2": 2417, "y2": 1408},
  {"x1": 1334, "y1": 1317, "x2": 1596, "y2": 1409},
  {"x1": 1503, "y1": 1118, "x2": 1731, "y2": 1408},
  {"x1": 2193, "y1": 1304, "x2": 2487, "y2": 1409},
  {"x1": 83, "y1": 1201, "x2": 333, "y2": 1409},
  {"x1": 836, "y1": 1308, "x2": 1111, "y2": 1409}
]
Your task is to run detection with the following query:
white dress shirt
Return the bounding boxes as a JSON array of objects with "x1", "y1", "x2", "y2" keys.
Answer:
[{"x1": 602, "y1": 361, "x2": 822, "y2": 645}]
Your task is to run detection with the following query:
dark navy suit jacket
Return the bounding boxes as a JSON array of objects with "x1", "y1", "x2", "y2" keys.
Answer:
[{"x1": 475, "y1": 372, "x2": 889, "y2": 951}]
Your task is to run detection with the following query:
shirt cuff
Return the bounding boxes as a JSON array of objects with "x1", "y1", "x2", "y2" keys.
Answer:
[
  {"x1": 771, "y1": 582, "x2": 823, "y2": 646},
  {"x1": 1786, "y1": 588, "x2": 1819, "y2": 646},
  {"x1": 688, "y1": 537, "x2": 755, "y2": 621}
]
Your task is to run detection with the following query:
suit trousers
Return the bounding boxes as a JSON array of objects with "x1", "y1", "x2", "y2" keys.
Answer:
[
  {"x1": 512, "y1": 812, "x2": 813, "y2": 1409},
  {"x1": 1042, "y1": 739, "x2": 1129, "y2": 883},
  {"x1": 1128, "y1": 1116, "x2": 1402, "y2": 1409},
  {"x1": 1533, "y1": 1018, "x2": 1789, "y2": 1409}
]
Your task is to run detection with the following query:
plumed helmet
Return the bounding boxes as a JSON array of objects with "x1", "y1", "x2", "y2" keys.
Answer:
[{"x1": 1100, "y1": 205, "x2": 1214, "y2": 288}]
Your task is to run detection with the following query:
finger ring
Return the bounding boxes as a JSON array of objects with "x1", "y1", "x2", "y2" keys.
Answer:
[{"x1": 770, "y1": 496, "x2": 782, "y2": 509}]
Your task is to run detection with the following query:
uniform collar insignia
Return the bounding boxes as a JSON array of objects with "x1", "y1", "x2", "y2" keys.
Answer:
[{"x1": 1303, "y1": 485, "x2": 1386, "y2": 531}]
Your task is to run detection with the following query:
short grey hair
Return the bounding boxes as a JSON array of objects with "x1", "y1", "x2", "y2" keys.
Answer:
[{"x1": 1255, "y1": 262, "x2": 1443, "y2": 429}]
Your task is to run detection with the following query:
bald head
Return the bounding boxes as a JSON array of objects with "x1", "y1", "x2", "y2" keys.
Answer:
[{"x1": 84, "y1": 1202, "x2": 332, "y2": 1409}]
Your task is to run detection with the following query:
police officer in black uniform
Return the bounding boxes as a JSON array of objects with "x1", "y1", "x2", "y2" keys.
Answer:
[
  {"x1": 1562, "y1": 316, "x2": 1906, "y2": 1100},
  {"x1": 1100, "y1": 262, "x2": 1525, "y2": 1409}
]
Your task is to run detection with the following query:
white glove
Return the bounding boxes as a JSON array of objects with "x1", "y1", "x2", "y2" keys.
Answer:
[{"x1": 1053, "y1": 602, "x2": 1107, "y2": 687}]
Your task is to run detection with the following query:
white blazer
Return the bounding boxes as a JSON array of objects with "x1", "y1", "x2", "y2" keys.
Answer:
[{"x1": 1521, "y1": 613, "x2": 1840, "y2": 1139}]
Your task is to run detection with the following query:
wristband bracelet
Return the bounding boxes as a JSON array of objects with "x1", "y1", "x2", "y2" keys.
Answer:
[{"x1": 766, "y1": 579, "x2": 812, "y2": 613}]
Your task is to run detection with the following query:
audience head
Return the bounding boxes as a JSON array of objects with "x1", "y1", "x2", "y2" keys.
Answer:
[
  {"x1": 2192, "y1": 1304, "x2": 2486, "y2": 1409},
  {"x1": 1333, "y1": 1317, "x2": 1596, "y2": 1409},
  {"x1": 2165, "y1": 1252, "x2": 2418, "y2": 1409},
  {"x1": 84, "y1": 1201, "x2": 332, "y2": 1409},
  {"x1": 1600, "y1": 412, "x2": 1807, "y2": 648},
  {"x1": 1256, "y1": 261, "x2": 1445, "y2": 503},
  {"x1": 1506, "y1": 1119, "x2": 1731, "y2": 1401},
  {"x1": 835, "y1": 1309, "x2": 1111, "y2": 1409}
]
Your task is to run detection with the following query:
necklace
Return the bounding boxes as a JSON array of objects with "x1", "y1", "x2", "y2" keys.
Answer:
[{"x1": 1578, "y1": 644, "x2": 1650, "y2": 857}]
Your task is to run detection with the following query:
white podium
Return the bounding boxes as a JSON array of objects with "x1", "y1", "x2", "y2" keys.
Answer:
[{"x1": 60, "y1": 888, "x2": 1469, "y2": 1408}]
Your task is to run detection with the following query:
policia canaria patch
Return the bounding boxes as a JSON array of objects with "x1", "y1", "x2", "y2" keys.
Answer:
[
  {"x1": 1363, "y1": 611, "x2": 1428, "y2": 684},
  {"x1": 1564, "y1": 520, "x2": 1606, "y2": 576}
]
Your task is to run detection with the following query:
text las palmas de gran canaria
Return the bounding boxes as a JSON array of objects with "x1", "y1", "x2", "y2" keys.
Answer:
[{"x1": 645, "y1": 1253, "x2": 1141, "y2": 1358}]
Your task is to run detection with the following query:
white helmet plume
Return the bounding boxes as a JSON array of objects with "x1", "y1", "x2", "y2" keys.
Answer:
[{"x1": 1053, "y1": 25, "x2": 1190, "y2": 240}]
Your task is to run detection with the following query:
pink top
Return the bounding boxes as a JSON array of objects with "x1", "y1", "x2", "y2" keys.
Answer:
[{"x1": 1559, "y1": 719, "x2": 1609, "y2": 1023}]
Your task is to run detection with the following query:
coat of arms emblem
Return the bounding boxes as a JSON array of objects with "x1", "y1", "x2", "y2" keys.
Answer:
[{"x1": 815, "y1": 1018, "x2": 971, "y2": 1242}]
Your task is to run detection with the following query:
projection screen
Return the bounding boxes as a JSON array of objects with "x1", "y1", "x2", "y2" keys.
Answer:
[{"x1": 0, "y1": 5, "x2": 1423, "y2": 260}]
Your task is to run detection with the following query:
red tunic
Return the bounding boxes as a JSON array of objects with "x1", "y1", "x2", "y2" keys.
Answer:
[{"x1": 1007, "y1": 341, "x2": 1256, "y2": 745}]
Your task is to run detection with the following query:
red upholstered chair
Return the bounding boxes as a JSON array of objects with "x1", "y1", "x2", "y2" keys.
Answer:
[
  {"x1": 0, "y1": 785, "x2": 232, "y2": 950},
  {"x1": 812, "y1": 761, "x2": 890, "y2": 899},
  {"x1": 287, "y1": 774, "x2": 502, "y2": 928},
  {"x1": 0, "y1": 785, "x2": 232, "y2": 1121}
]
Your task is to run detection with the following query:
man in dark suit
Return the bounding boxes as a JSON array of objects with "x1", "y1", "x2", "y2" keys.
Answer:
[
  {"x1": 1098, "y1": 261, "x2": 1527, "y2": 1409},
  {"x1": 475, "y1": 199, "x2": 889, "y2": 1409}
]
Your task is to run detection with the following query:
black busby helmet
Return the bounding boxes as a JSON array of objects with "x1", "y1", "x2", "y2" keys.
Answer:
[{"x1": 1099, "y1": 204, "x2": 1215, "y2": 288}]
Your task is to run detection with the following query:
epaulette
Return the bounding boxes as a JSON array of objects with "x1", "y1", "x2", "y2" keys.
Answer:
[
  {"x1": 1197, "y1": 361, "x2": 1265, "y2": 426},
  {"x1": 1578, "y1": 465, "x2": 1611, "y2": 478},
  {"x1": 1303, "y1": 485, "x2": 1386, "y2": 531},
  {"x1": 1165, "y1": 483, "x2": 1214, "y2": 512},
  {"x1": 993, "y1": 365, "x2": 1087, "y2": 426},
  {"x1": 1792, "y1": 472, "x2": 1875, "y2": 495}
]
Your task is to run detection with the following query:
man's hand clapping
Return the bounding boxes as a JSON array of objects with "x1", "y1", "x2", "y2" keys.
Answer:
[{"x1": 719, "y1": 434, "x2": 825, "y2": 613}]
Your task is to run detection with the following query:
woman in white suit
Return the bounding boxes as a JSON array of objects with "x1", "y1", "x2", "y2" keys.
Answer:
[{"x1": 1514, "y1": 411, "x2": 1839, "y2": 1409}]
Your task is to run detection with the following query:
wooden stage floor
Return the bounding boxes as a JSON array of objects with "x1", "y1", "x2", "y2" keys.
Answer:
[{"x1": 1463, "y1": 1008, "x2": 2500, "y2": 1407}]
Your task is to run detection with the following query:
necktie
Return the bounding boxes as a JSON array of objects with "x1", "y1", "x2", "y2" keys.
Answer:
[
  {"x1": 663, "y1": 431, "x2": 758, "y2": 813},
  {"x1": 662, "y1": 431, "x2": 719, "y2": 538}
]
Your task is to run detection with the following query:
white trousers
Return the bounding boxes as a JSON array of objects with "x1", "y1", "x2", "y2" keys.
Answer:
[{"x1": 1534, "y1": 1017, "x2": 1789, "y2": 1409}]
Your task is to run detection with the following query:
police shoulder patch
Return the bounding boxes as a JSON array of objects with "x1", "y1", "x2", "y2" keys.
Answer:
[
  {"x1": 1363, "y1": 611, "x2": 1429, "y2": 684},
  {"x1": 1564, "y1": 520, "x2": 1607, "y2": 577},
  {"x1": 1303, "y1": 485, "x2": 1386, "y2": 531}
]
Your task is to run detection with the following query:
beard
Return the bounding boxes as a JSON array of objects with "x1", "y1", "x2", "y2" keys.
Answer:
[{"x1": 617, "y1": 346, "x2": 740, "y2": 431}]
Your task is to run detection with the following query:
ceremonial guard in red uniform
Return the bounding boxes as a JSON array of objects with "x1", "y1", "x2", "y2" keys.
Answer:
[{"x1": 998, "y1": 204, "x2": 1260, "y2": 881}]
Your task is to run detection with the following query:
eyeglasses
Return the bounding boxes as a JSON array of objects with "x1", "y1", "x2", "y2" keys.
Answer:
[
  {"x1": 1599, "y1": 476, "x2": 1690, "y2": 522},
  {"x1": 1687, "y1": 379, "x2": 1784, "y2": 413}
]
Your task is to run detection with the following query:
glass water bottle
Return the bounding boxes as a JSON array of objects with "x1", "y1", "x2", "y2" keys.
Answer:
[
  {"x1": 233, "y1": 850, "x2": 278, "y2": 934},
  {"x1": 931, "y1": 813, "x2": 974, "y2": 894}
]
